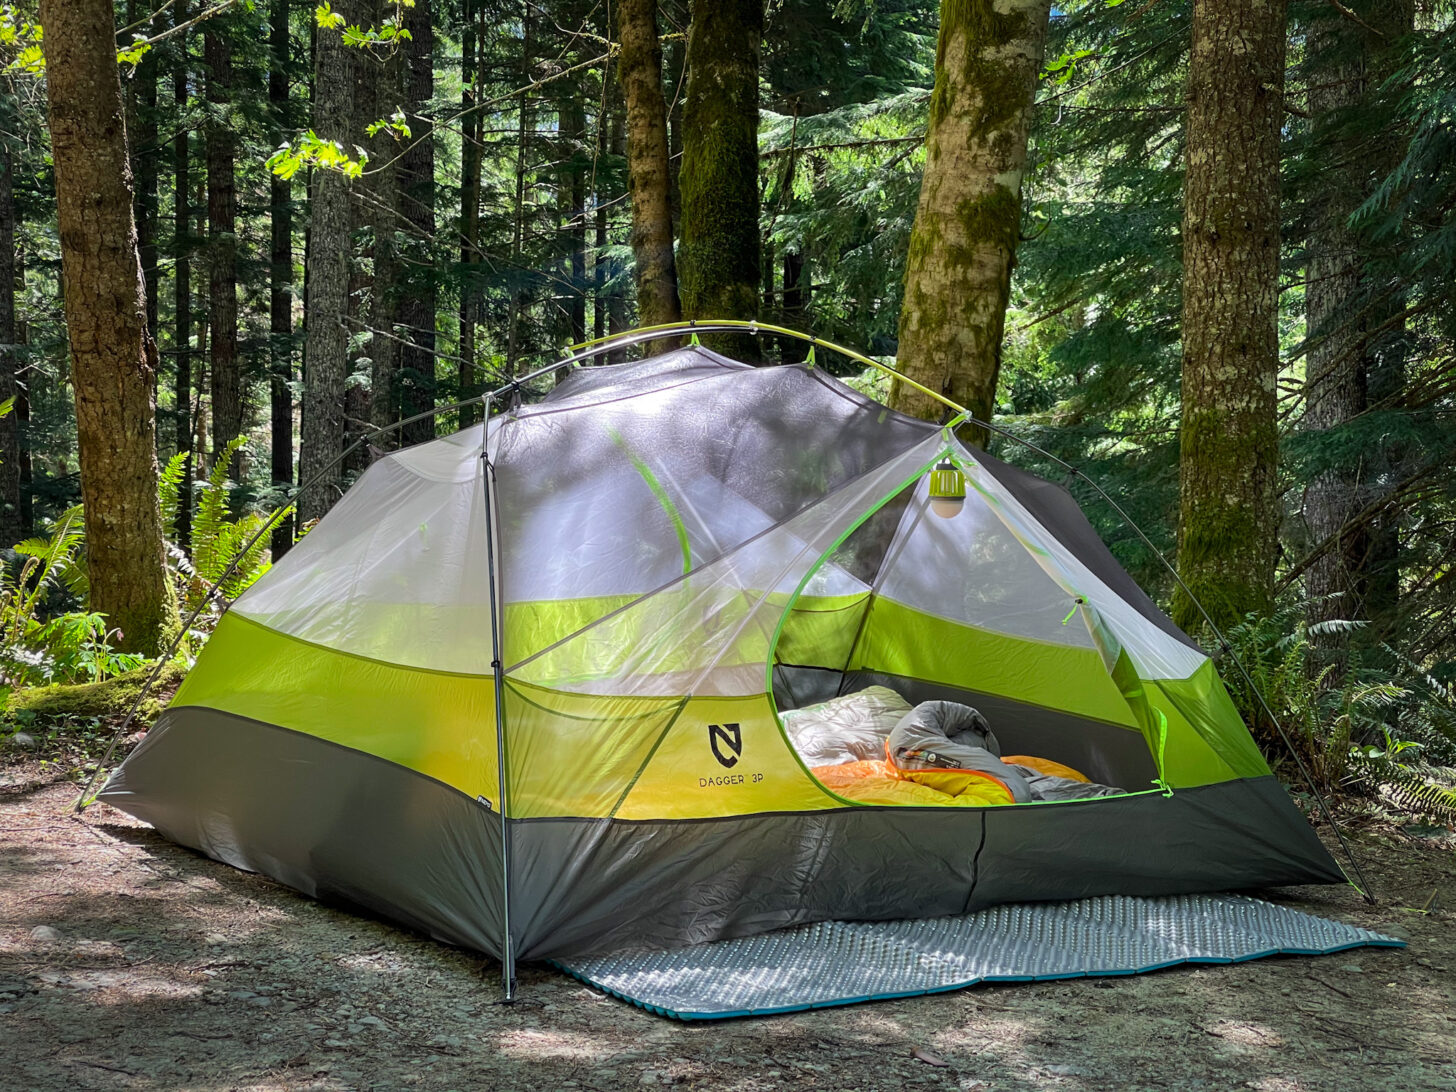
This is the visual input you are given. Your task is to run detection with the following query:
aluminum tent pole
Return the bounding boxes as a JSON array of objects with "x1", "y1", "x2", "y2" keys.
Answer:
[{"x1": 477, "y1": 395, "x2": 516, "y2": 1000}]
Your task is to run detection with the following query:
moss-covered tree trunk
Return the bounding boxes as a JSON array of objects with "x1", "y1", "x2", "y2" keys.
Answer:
[
  {"x1": 617, "y1": 0, "x2": 681, "y2": 342},
  {"x1": 298, "y1": 2, "x2": 353, "y2": 523},
  {"x1": 678, "y1": 0, "x2": 762, "y2": 357},
  {"x1": 890, "y1": 0, "x2": 1051, "y2": 444},
  {"x1": 40, "y1": 0, "x2": 174, "y2": 654},
  {"x1": 1172, "y1": 0, "x2": 1287, "y2": 634}
]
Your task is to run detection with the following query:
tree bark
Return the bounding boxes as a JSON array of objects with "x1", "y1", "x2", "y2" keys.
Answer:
[
  {"x1": 126, "y1": 0, "x2": 160, "y2": 345},
  {"x1": 0, "y1": 83, "x2": 25, "y2": 545},
  {"x1": 563, "y1": 92, "x2": 588, "y2": 350},
  {"x1": 172, "y1": 2, "x2": 193, "y2": 546},
  {"x1": 506, "y1": 2, "x2": 532, "y2": 377},
  {"x1": 458, "y1": 0, "x2": 482, "y2": 426},
  {"x1": 678, "y1": 0, "x2": 762, "y2": 356},
  {"x1": 396, "y1": 0, "x2": 436, "y2": 445},
  {"x1": 344, "y1": 18, "x2": 376, "y2": 473},
  {"x1": 298, "y1": 2, "x2": 354, "y2": 522},
  {"x1": 205, "y1": 23, "x2": 241, "y2": 459},
  {"x1": 269, "y1": 0, "x2": 295, "y2": 557},
  {"x1": 616, "y1": 0, "x2": 681, "y2": 339},
  {"x1": 890, "y1": 0, "x2": 1052, "y2": 443},
  {"x1": 366, "y1": 13, "x2": 402, "y2": 442},
  {"x1": 1302, "y1": 0, "x2": 1414, "y2": 666},
  {"x1": 1172, "y1": 0, "x2": 1287, "y2": 634},
  {"x1": 40, "y1": 0, "x2": 173, "y2": 654}
]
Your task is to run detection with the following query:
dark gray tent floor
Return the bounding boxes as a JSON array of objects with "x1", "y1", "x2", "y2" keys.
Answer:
[{"x1": 554, "y1": 893, "x2": 1401, "y2": 1019}]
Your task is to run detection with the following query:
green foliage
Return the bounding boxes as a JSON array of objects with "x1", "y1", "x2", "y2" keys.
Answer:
[
  {"x1": 266, "y1": 130, "x2": 367, "y2": 180},
  {"x1": 8, "y1": 661, "x2": 183, "y2": 726},
  {"x1": 0, "y1": 4, "x2": 43, "y2": 75},
  {"x1": 1217, "y1": 596, "x2": 1456, "y2": 811},
  {"x1": 181, "y1": 438, "x2": 284, "y2": 607},
  {"x1": 0, "y1": 509, "x2": 142, "y2": 691}
]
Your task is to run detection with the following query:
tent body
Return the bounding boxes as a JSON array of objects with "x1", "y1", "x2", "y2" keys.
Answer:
[{"x1": 101, "y1": 347, "x2": 1343, "y2": 962}]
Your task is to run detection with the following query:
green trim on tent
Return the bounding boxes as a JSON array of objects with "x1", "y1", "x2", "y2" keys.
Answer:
[
  {"x1": 848, "y1": 597, "x2": 1141, "y2": 728},
  {"x1": 172, "y1": 613, "x2": 499, "y2": 797},
  {"x1": 1149, "y1": 661, "x2": 1271, "y2": 783}
]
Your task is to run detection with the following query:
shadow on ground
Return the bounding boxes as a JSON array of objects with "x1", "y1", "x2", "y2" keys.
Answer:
[{"x1": 1, "y1": 762, "x2": 1452, "y2": 1091}]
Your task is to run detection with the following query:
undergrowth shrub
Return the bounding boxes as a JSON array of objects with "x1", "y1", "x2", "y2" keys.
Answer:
[{"x1": 1218, "y1": 599, "x2": 1456, "y2": 821}]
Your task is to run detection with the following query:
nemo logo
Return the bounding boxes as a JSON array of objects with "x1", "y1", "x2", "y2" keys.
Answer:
[{"x1": 708, "y1": 723, "x2": 742, "y2": 769}]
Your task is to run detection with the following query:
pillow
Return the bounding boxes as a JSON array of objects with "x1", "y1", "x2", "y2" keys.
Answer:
[{"x1": 780, "y1": 685, "x2": 912, "y2": 766}]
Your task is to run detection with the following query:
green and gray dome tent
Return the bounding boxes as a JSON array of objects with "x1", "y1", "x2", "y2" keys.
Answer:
[{"x1": 100, "y1": 336, "x2": 1343, "y2": 990}]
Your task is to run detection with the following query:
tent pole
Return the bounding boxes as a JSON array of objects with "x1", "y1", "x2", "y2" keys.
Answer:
[{"x1": 478, "y1": 395, "x2": 516, "y2": 1001}]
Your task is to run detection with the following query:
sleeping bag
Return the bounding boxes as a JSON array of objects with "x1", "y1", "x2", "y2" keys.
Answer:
[{"x1": 887, "y1": 701, "x2": 1125, "y2": 802}]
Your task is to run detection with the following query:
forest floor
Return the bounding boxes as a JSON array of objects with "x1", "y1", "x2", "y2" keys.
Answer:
[{"x1": 1, "y1": 755, "x2": 1453, "y2": 1092}]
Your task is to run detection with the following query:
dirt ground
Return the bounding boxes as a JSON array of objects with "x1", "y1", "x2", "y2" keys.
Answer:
[{"x1": 2, "y1": 759, "x2": 1453, "y2": 1092}]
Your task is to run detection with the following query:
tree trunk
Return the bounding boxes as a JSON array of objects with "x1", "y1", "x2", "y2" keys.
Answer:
[
  {"x1": 40, "y1": 0, "x2": 173, "y2": 655},
  {"x1": 205, "y1": 24, "x2": 241, "y2": 460},
  {"x1": 127, "y1": 0, "x2": 160, "y2": 345},
  {"x1": 344, "y1": 19, "x2": 376, "y2": 473},
  {"x1": 396, "y1": 0, "x2": 436, "y2": 445},
  {"x1": 1172, "y1": 0, "x2": 1287, "y2": 634},
  {"x1": 890, "y1": 0, "x2": 1052, "y2": 443},
  {"x1": 506, "y1": 2, "x2": 532, "y2": 377},
  {"x1": 782, "y1": 247, "x2": 807, "y2": 363},
  {"x1": 366, "y1": 18, "x2": 402, "y2": 442},
  {"x1": 172, "y1": 2, "x2": 193, "y2": 546},
  {"x1": 1302, "y1": 10, "x2": 1371, "y2": 674},
  {"x1": 0, "y1": 84, "x2": 24, "y2": 545},
  {"x1": 269, "y1": 0, "x2": 295, "y2": 557},
  {"x1": 458, "y1": 0, "x2": 482, "y2": 426},
  {"x1": 617, "y1": 0, "x2": 681, "y2": 339},
  {"x1": 563, "y1": 93, "x2": 588, "y2": 350},
  {"x1": 678, "y1": 0, "x2": 762, "y2": 357},
  {"x1": 298, "y1": 2, "x2": 353, "y2": 523}
]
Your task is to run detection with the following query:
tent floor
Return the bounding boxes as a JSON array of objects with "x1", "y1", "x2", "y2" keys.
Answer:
[{"x1": 552, "y1": 893, "x2": 1401, "y2": 1020}]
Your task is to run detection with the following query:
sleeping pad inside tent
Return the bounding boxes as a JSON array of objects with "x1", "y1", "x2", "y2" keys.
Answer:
[{"x1": 99, "y1": 343, "x2": 1356, "y2": 990}]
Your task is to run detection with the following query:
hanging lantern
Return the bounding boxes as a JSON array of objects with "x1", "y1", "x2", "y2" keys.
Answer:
[{"x1": 928, "y1": 458, "x2": 965, "y2": 519}]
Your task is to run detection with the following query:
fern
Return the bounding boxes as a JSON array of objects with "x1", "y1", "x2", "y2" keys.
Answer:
[
  {"x1": 1348, "y1": 748, "x2": 1456, "y2": 825},
  {"x1": 157, "y1": 450, "x2": 188, "y2": 541},
  {"x1": 180, "y1": 437, "x2": 285, "y2": 610}
]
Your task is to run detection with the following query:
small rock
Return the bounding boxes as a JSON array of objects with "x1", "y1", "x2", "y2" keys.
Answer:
[
  {"x1": 912, "y1": 1047, "x2": 950, "y2": 1068},
  {"x1": 1339, "y1": 963, "x2": 1364, "y2": 973},
  {"x1": 323, "y1": 1039, "x2": 347, "y2": 1049},
  {"x1": 358, "y1": 1015, "x2": 386, "y2": 1029},
  {"x1": 29, "y1": 926, "x2": 61, "y2": 943},
  {"x1": 11, "y1": 732, "x2": 35, "y2": 749},
  {"x1": 1044, "y1": 1064, "x2": 1089, "y2": 1077},
  {"x1": 248, "y1": 996, "x2": 273, "y2": 1008},
  {"x1": 228, "y1": 990, "x2": 257, "y2": 1001}
]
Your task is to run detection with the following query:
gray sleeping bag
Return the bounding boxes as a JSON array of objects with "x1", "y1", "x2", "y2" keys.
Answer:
[{"x1": 886, "y1": 701, "x2": 1125, "y2": 803}]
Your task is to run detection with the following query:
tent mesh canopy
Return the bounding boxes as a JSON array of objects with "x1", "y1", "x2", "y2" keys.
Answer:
[{"x1": 101, "y1": 345, "x2": 1344, "y2": 963}]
